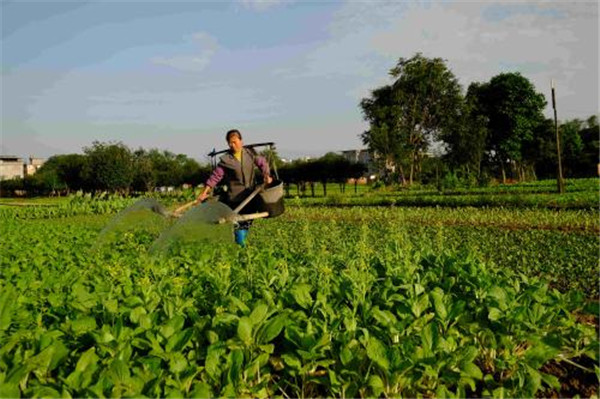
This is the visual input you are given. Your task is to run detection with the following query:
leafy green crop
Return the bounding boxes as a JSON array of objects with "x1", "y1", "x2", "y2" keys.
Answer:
[
  {"x1": 0, "y1": 204, "x2": 597, "y2": 398},
  {"x1": 0, "y1": 196, "x2": 136, "y2": 220}
]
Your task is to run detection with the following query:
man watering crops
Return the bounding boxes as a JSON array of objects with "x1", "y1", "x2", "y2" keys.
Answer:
[{"x1": 195, "y1": 129, "x2": 272, "y2": 247}]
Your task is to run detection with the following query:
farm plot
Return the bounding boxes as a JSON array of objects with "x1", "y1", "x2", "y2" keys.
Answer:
[
  {"x1": 270, "y1": 207, "x2": 599, "y2": 297},
  {"x1": 0, "y1": 205, "x2": 598, "y2": 398}
]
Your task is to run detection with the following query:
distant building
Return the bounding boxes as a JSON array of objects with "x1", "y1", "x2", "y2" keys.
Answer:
[
  {"x1": 341, "y1": 149, "x2": 372, "y2": 165},
  {"x1": 0, "y1": 155, "x2": 45, "y2": 180},
  {"x1": 340, "y1": 149, "x2": 378, "y2": 176},
  {"x1": 26, "y1": 157, "x2": 45, "y2": 176},
  {"x1": 0, "y1": 156, "x2": 24, "y2": 180}
]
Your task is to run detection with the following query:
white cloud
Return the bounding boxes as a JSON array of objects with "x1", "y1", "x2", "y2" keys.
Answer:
[
  {"x1": 296, "y1": 1, "x2": 597, "y2": 117},
  {"x1": 238, "y1": 0, "x2": 286, "y2": 12},
  {"x1": 151, "y1": 32, "x2": 219, "y2": 72}
]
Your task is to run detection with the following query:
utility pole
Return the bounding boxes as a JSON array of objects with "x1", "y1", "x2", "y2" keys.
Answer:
[{"x1": 551, "y1": 80, "x2": 565, "y2": 193}]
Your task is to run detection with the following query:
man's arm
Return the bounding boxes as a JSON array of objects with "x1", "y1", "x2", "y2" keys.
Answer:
[
  {"x1": 196, "y1": 166, "x2": 224, "y2": 204},
  {"x1": 254, "y1": 156, "x2": 273, "y2": 184}
]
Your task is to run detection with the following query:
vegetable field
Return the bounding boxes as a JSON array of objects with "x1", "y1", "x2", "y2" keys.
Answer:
[{"x1": 0, "y1": 186, "x2": 598, "y2": 398}]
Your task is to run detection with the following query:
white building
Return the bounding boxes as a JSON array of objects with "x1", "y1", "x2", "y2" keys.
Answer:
[
  {"x1": 0, "y1": 156, "x2": 24, "y2": 180},
  {"x1": 0, "y1": 156, "x2": 45, "y2": 180}
]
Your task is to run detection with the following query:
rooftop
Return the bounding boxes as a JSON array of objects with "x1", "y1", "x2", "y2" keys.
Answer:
[{"x1": 0, "y1": 155, "x2": 23, "y2": 161}]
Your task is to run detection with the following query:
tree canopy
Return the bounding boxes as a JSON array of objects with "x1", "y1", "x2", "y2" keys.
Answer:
[
  {"x1": 358, "y1": 54, "x2": 594, "y2": 186},
  {"x1": 84, "y1": 141, "x2": 135, "y2": 192},
  {"x1": 361, "y1": 53, "x2": 463, "y2": 184},
  {"x1": 473, "y1": 72, "x2": 547, "y2": 181}
]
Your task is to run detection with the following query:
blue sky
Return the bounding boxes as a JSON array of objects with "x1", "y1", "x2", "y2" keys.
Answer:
[{"x1": 1, "y1": 0, "x2": 598, "y2": 162}]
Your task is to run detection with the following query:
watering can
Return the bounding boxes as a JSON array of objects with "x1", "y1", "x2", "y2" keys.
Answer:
[{"x1": 170, "y1": 179, "x2": 284, "y2": 225}]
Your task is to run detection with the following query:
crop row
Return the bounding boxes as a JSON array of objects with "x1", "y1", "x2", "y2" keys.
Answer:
[
  {"x1": 0, "y1": 198, "x2": 136, "y2": 220},
  {"x1": 282, "y1": 205, "x2": 599, "y2": 233},
  {"x1": 293, "y1": 190, "x2": 598, "y2": 210}
]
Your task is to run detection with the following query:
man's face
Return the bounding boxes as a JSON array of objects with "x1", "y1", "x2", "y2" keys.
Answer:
[{"x1": 228, "y1": 134, "x2": 243, "y2": 153}]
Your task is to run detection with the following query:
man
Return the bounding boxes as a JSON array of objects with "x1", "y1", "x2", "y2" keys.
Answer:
[{"x1": 196, "y1": 129, "x2": 272, "y2": 246}]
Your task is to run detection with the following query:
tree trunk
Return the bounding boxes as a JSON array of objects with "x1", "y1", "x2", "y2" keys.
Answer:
[
  {"x1": 398, "y1": 165, "x2": 407, "y2": 187},
  {"x1": 416, "y1": 153, "x2": 423, "y2": 183},
  {"x1": 501, "y1": 163, "x2": 506, "y2": 184},
  {"x1": 519, "y1": 163, "x2": 527, "y2": 182}
]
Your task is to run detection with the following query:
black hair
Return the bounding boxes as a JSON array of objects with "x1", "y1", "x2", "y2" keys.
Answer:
[{"x1": 226, "y1": 129, "x2": 242, "y2": 142}]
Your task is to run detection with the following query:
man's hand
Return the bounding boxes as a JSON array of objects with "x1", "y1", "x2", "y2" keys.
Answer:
[{"x1": 195, "y1": 188, "x2": 210, "y2": 205}]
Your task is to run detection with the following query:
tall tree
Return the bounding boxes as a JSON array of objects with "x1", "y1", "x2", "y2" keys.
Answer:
[
  {"x1": 524, "y1": 118, "x2": 556, "y2": 179},
  {"x1": 474, "y1": 72, "x2": 546, "y2": 182},
  {"x1": 131, "y1": 149, "x2": 155, "y2": 192},
  {"x1": 525, "y1": 115, "x2": 599, "y2": 179},
  {"x1": 36, "y1": 153, "x2": 88, "y2": 192},
  {"x1": 361, "y1": 53, "x2": 463, "y2": 185},
  {"x1": 559, "y1": 119, "x2": 585, "y2": 178},
  {"x1": 360, "y1": 85, "x2": 410, "y2": 184},
  {"x1": 320, "y1": 152, "x2": 353, "y2": 193},
  {"x1": 179, "y1": 157, "x2": 204, "y2": 186},
  {"x1": 30, "y1": 169, "x2": 65, "y2": 195},
  {"x1": 389, "y1": 54, "x2": 463, "y2": 184},
  {"x1": 442, "y1": 82, "x2": 488, "y2": 180},
  {"x1": 84, "y1": 141, "x2": 134, "y2": 192}
]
